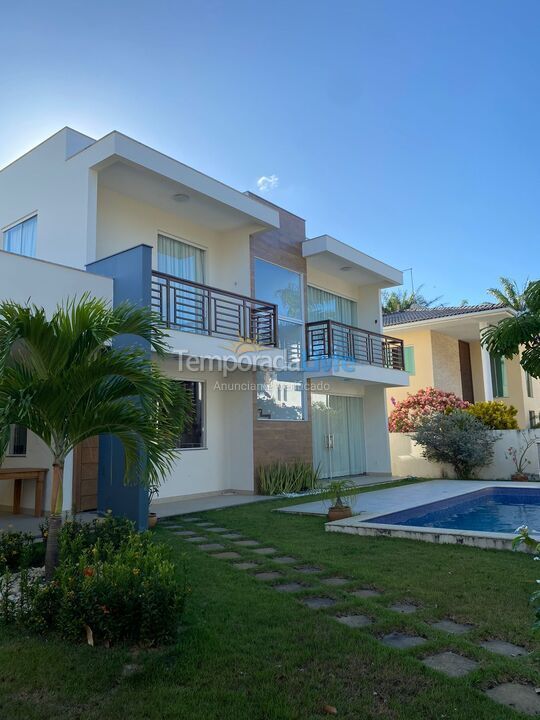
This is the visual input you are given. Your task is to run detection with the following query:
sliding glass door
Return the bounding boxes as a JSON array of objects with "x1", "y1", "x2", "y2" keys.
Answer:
[{"x1": 312, "y1": 394, "x2": 366, "y2": 479}]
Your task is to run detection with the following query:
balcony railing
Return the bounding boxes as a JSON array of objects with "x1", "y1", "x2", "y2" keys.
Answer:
[
  {"x1": 151, "y1": 271, "x2": 278, "y2": 346},
  {"x1": 305, "y1": 320, "x2": 405, "y2": 370}
]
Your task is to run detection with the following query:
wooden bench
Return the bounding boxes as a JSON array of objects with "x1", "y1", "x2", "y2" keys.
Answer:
[{"x1": 0, "y1": 468, "x2": 48, "y2": 517}]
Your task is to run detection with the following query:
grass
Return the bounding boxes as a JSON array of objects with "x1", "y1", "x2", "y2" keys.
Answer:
[{"x1": 0, "y1": 478, "x2": 539, "y2": 719}]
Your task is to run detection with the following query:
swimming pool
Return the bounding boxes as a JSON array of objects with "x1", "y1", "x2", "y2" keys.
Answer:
[{"x1": 366, "y1": 486, "x2": 540, "y2": 534}]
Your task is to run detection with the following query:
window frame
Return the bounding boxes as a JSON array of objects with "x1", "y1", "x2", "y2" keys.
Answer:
[
  {"x1": 306, "y1": 282, "x2": 358, "y2": 325},
  {"x1": 156, "y1": 231, "x2": 207, "y2": 282},
  {"x1": 526, "y1": 372, "x2": 534, "y2": 399},
  {"x1": 7, "y1": 424, "x2": 28, "y2": 457},
  {"x1": 490, "y1": 354, "x2": 508, "y2": 398},
  {"x1": 175, "y1": 380, "x2": 207, "y2": 450},
  {"x1": 2, "y1": 213, "x2": 38, "y2": 258}
]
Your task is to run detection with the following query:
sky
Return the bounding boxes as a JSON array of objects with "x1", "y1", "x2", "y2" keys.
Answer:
[{"x1": 1, "y1": 0, "x2": 539, "y2": 305}]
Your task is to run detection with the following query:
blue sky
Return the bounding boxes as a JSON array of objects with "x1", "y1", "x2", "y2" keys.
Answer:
[{"x1": 1, "y1": 0, "x2": 539, "y2": 304}]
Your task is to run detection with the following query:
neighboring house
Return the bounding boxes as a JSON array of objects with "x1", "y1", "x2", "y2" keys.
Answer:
[
  {"x1": 0, "y1": 127, "x2": 409, "y2": 526},
  {"x1": 384, "y1": 304, "x2": 540, "y2": 429}
]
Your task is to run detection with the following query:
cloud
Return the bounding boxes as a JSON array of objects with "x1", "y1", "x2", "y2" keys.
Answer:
[{"x1": 256, "y1": 174, "x2": 279, "y2": 192}]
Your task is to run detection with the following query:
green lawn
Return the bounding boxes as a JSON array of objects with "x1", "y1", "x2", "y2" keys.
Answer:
[{"x1": 1, "y1": 479, "x2": 539, "y2": 719}]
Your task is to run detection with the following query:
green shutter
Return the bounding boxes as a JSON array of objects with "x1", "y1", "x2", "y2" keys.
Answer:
[
  {"x1": 404, "y1": 346, "x2": 415, "y2": 375},
  {"x1": 490, "y1": 354, "x2": 507, "y2": 397}
]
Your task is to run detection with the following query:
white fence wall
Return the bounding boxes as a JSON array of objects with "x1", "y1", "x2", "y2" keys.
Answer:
[{"x1": 390, "y1": 430, "x2": 540, "y2": 480}]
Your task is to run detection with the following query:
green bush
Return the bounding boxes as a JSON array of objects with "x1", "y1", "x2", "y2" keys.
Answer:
[
  {"x1": 48, "y1": 514, "x2": 136, "y2": 565},
  {"x1": 258, "y1": 461, "x2": 320, "y2": 495},
  {"x1": 0, "y1": 531, "x2": 44, "y2": 573},
  {"x1": 467, "y1": 400, "x2": 519, "y2": 430}
]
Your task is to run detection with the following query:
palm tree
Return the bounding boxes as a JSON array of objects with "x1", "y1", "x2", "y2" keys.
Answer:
[
  {"x1": 382, "y1": 284, "x2": 443, "y2": 314},
  {"x1": 0, "y1": 296, "x2": 190, "y2": 577},
  {"x1": 482, "y1": 280, "x2": 540, "y2": 379},
  {"x1": 487, "y1": 276, "x2": 531, "y2": 311}
]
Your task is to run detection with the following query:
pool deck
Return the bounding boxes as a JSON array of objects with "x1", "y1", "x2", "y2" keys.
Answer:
[{"x1": 281, "y1": 479, "x2": 540, "y2": 551}]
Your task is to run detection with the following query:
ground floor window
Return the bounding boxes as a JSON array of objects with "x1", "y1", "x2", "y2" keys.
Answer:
[
  {"x1": 176, "y1": 381, "x2": 205, "y2": 448},
  {"x1": 8, "y1": 425, "x2": 27, "y2": 456},
  {"x1": 256, "y1": 370, "x2": 305, "y2": 421},
  {"x1": 490, "y1": 354, "x2": 508, "y2": 398}
]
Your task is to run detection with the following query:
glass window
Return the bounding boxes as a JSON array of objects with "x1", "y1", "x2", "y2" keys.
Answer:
[
  {"x1": 176, "y1": 381, "x2": 205, "y2": 448},
  {"x1": 307, "y1": 286, "x2": 357, "y2": 326},
  {"x1": 526, "y1": 372, "x2": 534, "y2": 399},
  {"x1": 158, "y1": 234, "x2": 205, "y2": 282},
  {"x1": 8, "y1": 425, "x2": 27, "y2": 456},
  {"x1": 3, "y1": 215, "x2": 37, "y2": 257},
  {"x1": 256, "y1": 370, "x2": 305, "y2": 421},
  {"x1": 278, "y1": 320, "x2": 303, "y2": 366},
  {"x1": 490, "y1": 355, "x2": 508, "y2": 398},
  {"x1": 404, "y1": 346, "x2": 415, "y2": 375},
  {"x1": 254, "y1": 258, "x2": 302, "y2": 320}
]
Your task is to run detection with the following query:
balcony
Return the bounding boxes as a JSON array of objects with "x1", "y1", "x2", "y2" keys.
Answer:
[
  {"x1": 151, "y1": 271, "x2": 279, "y2": 347},
  {"x1": 306, "y1": 320, "x2": 405, "y2": 371}
]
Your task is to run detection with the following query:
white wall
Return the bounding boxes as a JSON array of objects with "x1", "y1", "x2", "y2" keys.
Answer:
[
  {"x1": 390, "y1": 430, "x2": 540, "y2": 480},
  {"x1": 363, "y1": 385, "x2": 392, "y2": 474}
]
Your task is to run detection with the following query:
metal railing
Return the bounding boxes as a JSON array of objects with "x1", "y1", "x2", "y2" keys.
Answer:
[
  {"x1": 151, "y1": 271, "x2": 278, "y2": 346},
  {"x1": 305, "y1": 319, "x2": 405, "y2": 370}
]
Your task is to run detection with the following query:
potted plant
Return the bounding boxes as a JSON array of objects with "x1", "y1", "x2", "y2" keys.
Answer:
[
  {"x1": 326, "y1": 478, "x2": 355, "y2": 521},
  {"x1": 148, "y1": 482, "x2": 159, "y2": 529},
  {"x1": 506, "y1": 431, "x2": 537, "y2": 481}
]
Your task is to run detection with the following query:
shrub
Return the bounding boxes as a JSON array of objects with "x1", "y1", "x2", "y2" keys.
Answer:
[
  {"x1": 414, "y1": 410, "x2": 498, "y2": 478},
  {"x1": 0, "y1": 531, "x2": 44, "y2": 573},
  {"x1": 47, "y1": 514, "x2": 136, "y2": 565},
  {"x1": 258, "y1": 461, "x2": 320, "y2": 495},
  {"x1": 466, "y1": 400, "x2": 519, "y2": 430},
  {"x1": 388, "y1": 387, "x2": 470, "y2": 432}
]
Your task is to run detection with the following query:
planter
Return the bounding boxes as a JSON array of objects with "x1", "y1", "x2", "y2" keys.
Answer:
[
  {"x1": 327, "y1": 505, "x2": 352, "y2": 522},
  {"x1": 511, "y1": 473, "x2": 529, "y2": 482},
  {"x1": 148, "y1": 512, "x2": 158, "y2": 529}
]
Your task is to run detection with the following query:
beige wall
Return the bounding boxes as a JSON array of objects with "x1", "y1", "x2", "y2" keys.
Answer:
[
  {"x1": 386, "y1": 328, "x2": 435, "y2": 410},
  {"x1": 431, "y1": 331, "x2": 462, "y2": 397}
]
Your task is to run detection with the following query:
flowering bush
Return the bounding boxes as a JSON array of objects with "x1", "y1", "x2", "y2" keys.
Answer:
[
  {"x1": 467, "y1": 401, "x2": 519, "y2": 430},
  {"x1": 388, "y1": 387, "x2": 470, "y2": 432}
]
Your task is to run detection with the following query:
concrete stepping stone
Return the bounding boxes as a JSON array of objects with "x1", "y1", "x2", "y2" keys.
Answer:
[
  {"x1": 199, "y1": 543, "x2": 225, "y2": 551},
  {"x1": 207, "y1": 527, "x2": 229, "y2": 533},
  {"x1": 335, "y1": 614, "x2": 372, "y2": 628},
  {"x1": 295, "y1": 566, "x2": 322, "y2": 574},
  {"x1": 183, "y1": 517, "x2": 202, "y2": 522},
  {"x1": 232, "y1": 562, "x2": 259, "y2": 570},
  {"x1": 233, "y1": 540, "x2": 260, "y2": 547},
  {"x1": 254, "y1": 571, "x2": 283, "y2": 581},
  {"x1": 479, "y1": 640, "x2": 529, "y2": 657},
  {"x1": 221, "y1": 533, "x2": 243, "y2": 540},
  {"x1": 321, "y1": 577, "x2": 350, "y2": 587},
  {"x1": 301, "y1": 597, "x2": 336, "y2": 609},
  {"x1": 185, "y1": 536, "x2": 208, "y2": 543},
  {"x1": 485, "y1": 683, "x2": 540, "y2": 716},
  {"x1": 197, "y1": 522, "x2": 215, "y2": 528},
  {"x1": 272, "y1": 556, "x2": 297, "y2": 565},
  {"x1": 274, "y1": 582, "x2": 306, "y2": 593},
  {"x1": 381, "y1": 632, "x2": 427, "y2": 649},
  {"x1": 422, "y1": 651, "x2": 478, "y2": 678},
  {"x1": 252, "y1": 547, "x2": 277, "y2": 555},
  {"x1": 430, "y1": 619, "x2": 474, "y2": 635},
  {"x1": 174, "y1": 530, "x2": 197, "y2": 536},
  {"x1": 389, "y1": 602, "x2": 418, "y2": 615},
  {"x1": 352, "y1": 588, "x2": 382, "y2": 599},
  {"x1": 212, "y1": 551, "x2": 242, "y2": 560}
]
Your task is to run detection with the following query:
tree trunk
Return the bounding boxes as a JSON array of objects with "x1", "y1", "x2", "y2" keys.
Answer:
[{"x1": 44, "y1": 462, "x2": 64, "y2": 580}]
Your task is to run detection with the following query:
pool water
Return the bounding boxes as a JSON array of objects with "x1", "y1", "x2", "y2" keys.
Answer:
[{"x1": 367, "y1": 487, "x2": 540, "y2": 534}]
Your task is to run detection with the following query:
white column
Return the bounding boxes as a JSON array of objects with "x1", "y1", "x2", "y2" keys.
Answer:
[
  {"x1": 61, "y1": 450, "x2": 74, "y2": 515},
  {"x1": 479, "y1": 323, "x2": 494, "y2": 401}
]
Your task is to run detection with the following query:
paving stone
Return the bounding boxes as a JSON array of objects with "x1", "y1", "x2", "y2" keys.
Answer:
[
  {"x1": 485, "y1": 683, "x2": 540, "y2": 716},
  {"x1": 174, "y1": 530, "x2": 197, "y2": 536},
  {"x1": 422, "y1": 651, "x2": 478, "y2": 678},
  {"x1": 274, "y1": 582, "x2": 306, "y2": 593},
  {"x1": 233, "y1": 540, "x2": 260, "y2": 547},
  {"x1": 232, "y1": 562, "x2": 259, "y2": 570},
  {"x1": 352, "y1": 588, "x2": 382, "y2": 599},
  {"x1": 295, "y1": 565, "x2": 322, "y2": 574},
  {"x1": 272, "y1": 556, "x2": 297, "y2": 565},
  {"x1": 301, "y1": 597, "x2": 336, "y2": 609},
  {"x1": 183, "y1": 517, "x2": 202, "y2": 522},
  {"x1": 254, "y1": 571, "x2": 283, "y2": 581},
  {"x1": 252, "y1": 547, "x2": 277, "y2": 555},
  {"x1": 479, "y1": 640, "x2": 529, "y2": 657},
  {"x1": 430, "y1": 619, "x2": 474, "y2": 635},
  {"x1": 197, "y1": 522, "x2": 215, "y2": 528},
  {"x1": 335, "y1": 614, "x2": 372, "y2": 628},
  {"x1": 185, "y1": 536, "x2": 208, "y2": 543},
  {"x1": 389, "y1": 602, "x2": 418, "y2": 615},
  {"x1": 221, "y1": 533, "x2": 243, "y2": 540},
  {"x1": 207, "y1": 527, "x2": 229, "y2": 533},
  {"x1": 381, "y1": 632, "x2": 427, "y2": 649},
  {"x1": 212, "y1": 551, "x2": 242, "y2": 560},
  {"x1": 321, "y1": 577, "x2": 350, "y2": 587},
  {"x1": 198, "y1": 543, "x2": 225, "y2": 551}
]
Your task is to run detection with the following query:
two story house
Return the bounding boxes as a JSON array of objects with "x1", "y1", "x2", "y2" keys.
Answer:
[{"x1": 0, "y1": 127, "x2": 408, "y2": 527}]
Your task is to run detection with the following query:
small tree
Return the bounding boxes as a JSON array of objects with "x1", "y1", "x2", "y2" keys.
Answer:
[
  {"x1": 415, "y1": 411, "x2": 498, "y2": 479},
  {"x1": 388, "y1": 387, "x2": 470, "y2": 432},
  {"x1": 466, "y1": 401, "x2": 519, "y2": 430}
]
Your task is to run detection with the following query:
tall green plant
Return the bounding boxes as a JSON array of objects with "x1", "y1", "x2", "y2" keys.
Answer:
[
  {"x1": 258, "y1": 461, "x2": 320, "y2": 495},
  {"x1": 0, "y1": 296, "x2": 191, "y2": 577},
  {"x1": 487, "y1": 276, "x2": 531, "y2": 311}
]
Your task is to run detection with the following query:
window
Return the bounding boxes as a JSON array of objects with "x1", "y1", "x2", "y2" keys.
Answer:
[
  {"x1": 307, "y1": 286, "x2": 357, "y2": 326},
  {"x1": 256, "y1": 370, "x2": 305, "y2": 421},
  {"x1": 8, "y1": 425, "x2": 27, "y2": 456},
  {"x1": 529, "y1": 411, "x2": 539, "y2": 429},
  {"x1": 404, "y1": 346, "x2": 416, "y2": 375},
  {"x1": 526, "y1": 372, "x2": 534, "y2": 399},
  {"x1": 3, "y1": 215, "x2": 37, "y2": 257},
  {"x1": 157, "y1": 234, "x2": 205, "y2": 282},
  {"x1": 176, "y1": 381, "x2": 205, "y2": 448},
  {"x1": 490, "y1": 355, "x2": 508, "y2": 398},
  {"x1": 254, "y1": 258, "x2": 302, "y2": 321}
]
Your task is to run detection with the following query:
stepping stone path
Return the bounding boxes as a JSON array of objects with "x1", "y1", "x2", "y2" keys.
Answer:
[
  {"x1": 301, "y1": 597, "x2": 336, "y2": 609},
  {"x1": 232, "y1": 562, "x2": 259, "y2": 570},
  {"x1": 233, "y1": 540, "x2": 259, "y2": 547},
  {"x1": 430, "y1": 619, "x2": 474, "y2": 635},
  {"x1": 272, "y1": 556, "x2": 297, "y2": 565},
  {"x1": 207, "y1": 527, "x2": 229, "y2": 533},
  {"x1": 252, "y1": 547, "x2": 277, "y2": 556},
  {"x1": 221, "y1": 533, "x2": 243, "y2": 540},
  {"x1": 254, "y1": 571, "x2": 282, "y2": 582},
  {"x1": 479, "y1": 640, "x2": 529, "y2": 657},
  {"x1": 295, "y1": 566, "x2": 322, "y2": 574},
  {"x1": 389, "y1": 602, "x2": 418, "y2": 615},
  {"x1": 185, "y1": 536, "x2": 208, "y2": 543},
  {"x1": 422, "y1": 651, "x2": 478, "y2": 678},
  {"x1": 485, "y1": 683, "x2": 540, "y2": 716},
  {"x1": 274, "y1": 582, "x2": 306, "y2": 593},
  {"x1": 352, "y1": 588, "x2": 382, "y2": 599},
  {"x1": 199, "y1": 543, "x2": 225, "y2": 552},
  {"x1": 381, "y1": 632, "x2": 427, "y2": 650},
  {"x1": 335, "y1": 614, "x2": 372, "y2": 628},
  {"x1": 321, "y1": 577, "x2": 349, "y2": 587},
  {"x1": 212, "y1": 551, "x2": 242, "y2": 560}
]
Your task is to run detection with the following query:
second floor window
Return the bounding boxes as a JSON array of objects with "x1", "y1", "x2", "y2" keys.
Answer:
[
  {"x1": 3, "y1": 215, "x2": 37, "y2": 258},
  {"x1": 404, "y1": 346, "x2": 416, "y2": 375},
  {"x1": 158, "y1": 234, "x2": 205, "y2": 283},
  {"x1": 490, "y1": 354, "x2": 508, "y2": 398},
  {"x1": 526, "y1": 372, "x2": 534, "y2": 398},
  {"x1": 307, "y1": 286, "x2": 357, "y2": 326}
]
